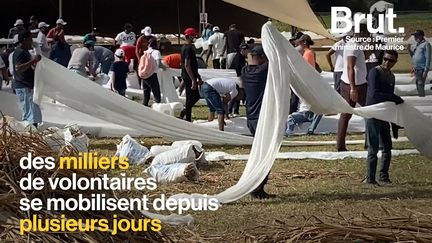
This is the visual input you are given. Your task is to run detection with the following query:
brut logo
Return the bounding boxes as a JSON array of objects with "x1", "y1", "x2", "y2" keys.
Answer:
[{"x1": 331, "y1": 7, "x2": 405, "y2": 34}]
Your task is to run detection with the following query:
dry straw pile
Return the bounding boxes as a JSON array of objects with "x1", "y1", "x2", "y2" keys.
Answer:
[{"x1": 0, "y1": 115, "x2": 167, "y2": 243}]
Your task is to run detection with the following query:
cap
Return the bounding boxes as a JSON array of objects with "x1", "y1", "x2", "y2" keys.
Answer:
[
  {"x1": 184, "y1": 27, "x2": 199, "y2": 38},
  {"x1": 229, "y1": 24, "x2": 236, "y2": 29},
  {"x1": 240, "y1": 43, "x2": 249, "y2": 50},
  {"x1": 251, "y1": 46, "x2": 264, "y2": 56},
  {"x1": 212, "y1": 26, "x2": 220, "y2": 32},
  {"x1": 84, "y1": 39, "x2": 95, "y2": 46},
  {"x1": 297, "y1": 34, "x2": 314, "y2": 46},
  {"x1": 289, "y1": 31, "x2": 304, "y2": 41},
  {"x1": 38, "y1": 22, "x2": 49, "y2": 28},
  {"x1": 115, "y1": 49, "x2": 125, "y2": 58},
  {"x1": 143, "y1": 26, "x2": 152, "y2": 36},
  {"x1": 29, "y1": 16, "x2": 38, "y2": 23},
  {"x1": 14, "y1": 19, "x2": 24, "y2": 26},
  {"x1": 56, "y1": 18, "x2": 67, "y2": 25},
  {"x1": 411, "y1": 30, "x2": 425, "y2": 37},
  {"x1": 92, "y1": 27, "x2": 99, "y2": 33}
]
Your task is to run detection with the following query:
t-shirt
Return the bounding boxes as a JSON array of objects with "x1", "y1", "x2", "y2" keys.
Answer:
[
  {"x1": 341, "y1": 41, "x2": 367, "y2": 86},
  {"x1": 93, "y1": 46, "x2": 114, "y2": 62},
  {"x1": 67, "y1": 47, "x2": 95, "y2": 72},
  {"x1": 302, "y1": 49, "x2": 315, "y2": 67},
  {"x1": 208, "y1": 32, "x2": 225, "y2": 59},
  {"x1": 224, "y1": 29, "x2": 245, "y2": 54},
  {"x1": 13, "y1": 47, "x2": 34, "y2": 89},
  {"x1": 47, "y1": 27, "x2": 65, "y2": 43},
  {"x1": 115, "y1": 31, "x2": 136, "y2": 47},
  {"x1": 331, "y1": 39, "x2": 345, "y2": 72},
  {"x1": 366, "y1": 66, "x2": 399, "y2": 106},
  {"x1": 242, "y1": 62, "x2": 269, "y2": 120},
  {"x1": 37, "y1": 32, "x2": 50, "y2": 57},
  {"x1": 146, "y1": 48, "x2": 161, "y2": 73},
  {"x1": 181, "y1": 44, "x2": 199, "y2": 80},
  {"x1": 206, "y1": 78, "x2": 238, "y2": 99},
  {"x1": 136, "y1": 35, "x2": 157, "y2": 59},
  {"x1": 163, "y1": 54, "x2": 181, "y2": 68},
  {"x1": 110, "y1": 61, "x2": 129, "y2": 91}
]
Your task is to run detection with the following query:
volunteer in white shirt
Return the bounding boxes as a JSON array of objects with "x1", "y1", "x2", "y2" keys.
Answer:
[
  {"x1": 337, "y1": 23, "x2": 369, "y2": 152},
  {"x1": 115, "y1": 23, "x2": 136, "y2": 47},
  {"x1": 36, "y1": 22, "x2": 51, "y2": 57},
  {"x1": 206, "y1": 26, "x2": 225, "y2": 69},
  {"x1": 326, "y1": 32, "x2": 351, "y2": 93},
  {"x1": 201, "y1": 77, "x2": 238, "y2": 131}
]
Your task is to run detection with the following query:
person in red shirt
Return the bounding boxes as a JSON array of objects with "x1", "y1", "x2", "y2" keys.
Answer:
[
  {"x1": 162, "y1": 53, "x2": 181, "y2": 69},
  {"x1": 47, "y1": 19, "x2": 67, "y2": 44}
]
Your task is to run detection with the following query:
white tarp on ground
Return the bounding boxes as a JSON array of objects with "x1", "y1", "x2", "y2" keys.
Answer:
[{"x1": 205, "y1": 149, "x2": 419, "y2": 161}]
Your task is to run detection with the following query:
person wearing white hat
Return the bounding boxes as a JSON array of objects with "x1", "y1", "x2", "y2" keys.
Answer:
[
  {"x1": 135, "y1": 26, "x2": 156, "y2": 88},
  {"x1": 36, "y1": 22, "x2": 51, "y2": 57},
  {"x1": 8, "y1": 19, "x2": 25, "y2": 40},
  {"x1": 47, "y1": 19, "x2": 67, "y2": 44},
  {"x1": 28, "y1": 16, "x2": 39, "y2": 38},
  {"x1": 108, "y1": 49, "x2": 129, "y2": 96},
  {"x1": 206, "y1": 26, "x2": 225, "y2": 69}
]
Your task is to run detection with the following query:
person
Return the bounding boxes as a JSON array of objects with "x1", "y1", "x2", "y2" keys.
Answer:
[
  {"x1": 206, "y1": 26, "x2": 225, "y2": 69},
  {"x1": 140, "y1": 39, "x2": 162, "y2": 107},
  {"x1": 8, "y1": 19, "x2": 26, "y2": 39},
  {"x1": 0, "y1": 55, "x2": 10, "y2": 90},
  {"x1": 135, "y1": 26, "x2": 157, "y2": 87},
  {"x1": 364, "y1": 50, "x2": 404, "y2": 186},
  {"x1": 47, "y1": 19, "x2": 67, "y2": 44},
  {"x1": 201, "y1": 23, "x2": 213, "y2": 41},
  {"x1": 409, "y1": 30, "x2": 431, "y2": 97},
  {"x1": 162, "y1": 53, "x2": 181, "y2": 69},
  {"x1": 28, "y1": 16, "x2": 39, "y2": 38},
  {"x1": 222, "y1": 24, "x2": 245, "y2": 69},
  {"x1": 179, "y1": 28, "x2": 202, "y2": 122},
  {"x1": 109, "y1": 49, "x2": 129, "y2": 96},
  {"x1": 326, "y1": 33, "x2": 350, "y2": 93},
  {"x1": 285, "y1": 99, "x2": 322, "y2": 136},
  {"x1": 201, "y1": 78, "x2": 238, "y2": 131},
  {"x1": 36, "y1": 22, "x2": 50, "y2": 57},
  {"x1": 296, "y1": 34, "x2": 323, "y2": 133},
  {"x1": 115, "y1": 23, "x2": 136, "y2": 47},
  {"x1": 228, "y1": 43, "x2": 250, "y2": 117},
  {"x1": 92, "y1": 45, "x2": 114, "y2": 75},
  {"x1": 337, "y1": 23, "x2": 369, "y2": 152},
  {"x1": 242, "y1": 46, "x2": 274, "y2": 199},
  {"x1": 12, "y1": 31, "x2": 42, "y2": 127},
  {"x1": 116, "y1": 23, "x2": 136, "y2": 64},
  {"x1": 49, "y1": 35, "x2": 71, "y2": 67},
  {"x1": 289, "y1": 31, "x2": 304, "y2": 114},
  {"x1": 67, "y1": 40, "x2": 96, "y2": 78},
  {"x1": 84, "y1": 27, "x2": 99, "y2": 42}
]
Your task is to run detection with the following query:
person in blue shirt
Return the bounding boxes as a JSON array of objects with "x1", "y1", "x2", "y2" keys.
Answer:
[
  {"x1": 409, "y1": 30, "x2": 431, "y2": 97},
  {"x1": 364, "y1": 50, "x2": 404, "y2": 187}
]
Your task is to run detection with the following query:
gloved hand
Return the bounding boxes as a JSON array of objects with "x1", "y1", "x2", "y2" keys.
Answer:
[
  {"x1": 394, "y1": 96, "x2": 404, "y2": 105},
  {"x1": 391, "y1": 123, "x2": 402, "y2": 139}
]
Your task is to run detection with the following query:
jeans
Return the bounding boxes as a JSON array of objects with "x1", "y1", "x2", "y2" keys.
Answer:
[
  {"x1": 366, "y1": 118, "x2": 392, "y2": 183},
  {"x1": 15, "y1": 88, "x2": 42, "y2": 124},
  {"x1": 337, "y1": 82, "x2": 367, "y2": 151},
  {"x1": 308, "y1": 114, "x2": 323, "y2": 133},
  {"x1": 117, "y1": 89, "x2": 126, "y2": 96},
  {"x1": 143, "y1": 73, "x2": 161, "y2": 106},
  {"x1": 285, "y1": 111, "x2": 314, "y2": 135},
  {"x1": 414, "y1": 69, "x2": 425, "y2": 97},
  {"x1": 333, "y1": 71, "x2": 342, "y2": 93},
  {"x1": 182, "y1": 78, "x2": 201, "y2": 122},
  {"x1": 201, "y1": 83, "x2": 225, "y2": 115}
]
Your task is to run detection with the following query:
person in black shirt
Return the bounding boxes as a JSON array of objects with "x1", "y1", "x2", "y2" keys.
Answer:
[
  {"x1": 180, "y1": 28, "x2": 202, "y2": 122},
  {"x1": 228, "y1": 43, "x2": 249, "y2": 116},
  {"x1": 242, "y1": 46, "x2": 274, "y2": 199},
  {"x1": 13, "y1": 31, "x2": 42, "y2": 127},
  {"x1": 364, "y1": 50, "x2": 404, "y2": 187},
  {"x1": 223, "y1": 24, "x2": 245, "y2": 69},
  {"x1": 110, "y1": 49, "x2": 129, "y2": 96}
]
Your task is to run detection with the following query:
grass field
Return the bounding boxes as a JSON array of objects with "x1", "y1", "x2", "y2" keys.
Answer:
[{"x1": 88, "y1": 105, "x2": 431, "y2": 242}]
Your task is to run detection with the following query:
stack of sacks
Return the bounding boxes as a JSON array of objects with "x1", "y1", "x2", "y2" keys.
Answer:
[{"x1": 115, "y1": 135, "x2": 151, "y2": 165}]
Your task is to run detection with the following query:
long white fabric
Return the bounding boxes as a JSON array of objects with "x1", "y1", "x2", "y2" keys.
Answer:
[
  {"x1": 168, "y1": 22, "x2": 432, "y2": 212},
  {"x1": 33, "y1": 59, "x2": 252, "y2": 145}
]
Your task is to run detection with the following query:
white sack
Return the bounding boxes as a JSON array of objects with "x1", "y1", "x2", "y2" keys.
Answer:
[
  {"x1": 115, "y1": 135, "x2": 151, "y2": 165},
  {"x1": 64, "y1": 127, "x2": 89, "y2": 153}
]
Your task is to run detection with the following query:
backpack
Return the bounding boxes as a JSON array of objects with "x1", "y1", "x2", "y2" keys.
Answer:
[{"x1": 138, "y1": 50, "x2": 157, "y2": 79}]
